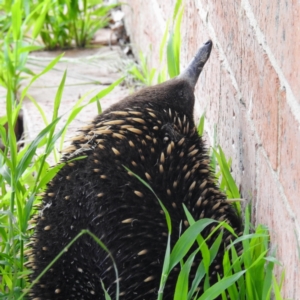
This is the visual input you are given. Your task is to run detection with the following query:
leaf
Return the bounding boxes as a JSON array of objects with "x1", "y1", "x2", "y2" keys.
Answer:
[
  {"x1": 19, "y1": 45, "x2": 43, "y2": 53},
  {"x1": 262, "y1": 257, "x2": 275, "y2": 300},
  {"x1": 21, "y1": 53, "x2": 64, "y2": 101},
  {"x1": 174, "y1": 249, "x2": 198, "y2": 300},
  {"x1": 11, "y1": 0, "x2": 22, "y2": 40},
  {"x1": 0, "y1": 156, "x2": 11, "y2": 183},
  {"x1": 172, "y1": 0, "x2": 183, "y2": 22},
  {"x1": 15, "y1": 117, "x2": 61, "y2": 181},
  {"x1": 157, "y1": 234, "x2": 171, "y2": 300},
  {"x1": 32, "y1": 0, "x2": 51, "y2": 39},
  {"x1": 87, "y1": 77, "x2": 124, "y2": 105},
  {"x1": 159, "y1": 19, "x2": 170, "y2": 63},
  {"x1": 215, "y1": 146, "x2": 240, "y2": 198},
  {"x1": 188, "y1": 261, "x2": 206, "y2": 299},
  {"x1": 197, "y1": 112, "x2": 206, "y2": 136},
  {"x1": 167, "y1": 31, "x2": 177, "y2": 78},
  {"x1": 36, "y1": 163, "x2": 65, "y2": 191},
  {"x1": 173, "y1": 5, "x2": 184, "y2": 74},
  {"x1": 197, "y1": 271, "x2": 246, "y2": 300},
  {"x1": 101, "y1": 280, "x2": 112, "y2": 300},
  {"x1": 169, "y1": 219, "x2": 216, "y2": 271}
]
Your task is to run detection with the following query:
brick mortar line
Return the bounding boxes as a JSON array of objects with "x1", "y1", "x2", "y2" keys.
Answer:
[
  {"x1": 241, "y1": 0, "x2": 300, "y2": 129},
  {"x1": 194, "y1": 0, "x2": 300, "y2": 240},
  {"x1": 258, "y1": 146, "x2": 300, "y2": 246}
]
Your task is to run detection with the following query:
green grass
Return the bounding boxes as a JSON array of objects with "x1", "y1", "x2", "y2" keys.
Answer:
[{"x1": 30, "y1": 0, "x2": 119, "y2": 49}]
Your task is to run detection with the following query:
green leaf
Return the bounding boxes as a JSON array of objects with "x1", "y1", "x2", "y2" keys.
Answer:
[
  {"x1": 19, "y1": 45, "x2": 43, "y2": 54},
  {"x1": 101, "y1": 280, "x2": 112, "y2": 300},
  {"x1": 11, "y1": 0, "x2": 22, "y2": 40},
  {"x1": 214, "y1": 146, "x2": 240, "y2": 199},
  {"x1": 21, "y1": 53, "x2": 64, "y2": 101},
  {"x1": 169, "y1": 219, "x2": 216, "y2": 271},
  {"x1": 172, "y1": 0, "x2": 183, "y2": 21},
  {"x1": 15, "y1": 117, "x2": 61, "y2": 181},
  {"x1": 167, "y1": 31, "x2": 177, "y2": 78},
  {"x1": 197, "y1": 112, "x2": 206, "y2": 136},
  {"x1": 173, "y1": 5, "x2": 184, "y2": 74},
  {"x1": 0, "y1": 157, "x2": 11, "y2": 183},
  {"x1": 36, "y1": 163, "x2": 65, "y2": 191},
  {"x1": 32, "y1": 0, "x2": 51, "y2": 39},
  {"x1": 53, "y1": 70, "x2": 67, "y2": 122},
  {"x1": 188, "y1": 261, "x2": 206, "y2": 299},
  {"x1": 198, "y1": 271, "x2": 246, "y2": 300},
  {"x1": 174, "y1": 249, "x2": 198, "y2": 300},
  {"x1": 87, "y1": 77, "x2": 124, "y2": 105},
  {"x1": 157, "y1": 234, "x2": 171, "y2": 300},
  {"x1": 262, "y1": 257, "x2": 275, "y2": 300},
  {"x1": 159, "y1": 19, "x2": 170, "y2": 63}
]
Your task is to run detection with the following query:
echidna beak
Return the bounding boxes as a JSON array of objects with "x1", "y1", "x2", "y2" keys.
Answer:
[{"x1": 178, "y1": 40, "x2": 212, "y2": 89}]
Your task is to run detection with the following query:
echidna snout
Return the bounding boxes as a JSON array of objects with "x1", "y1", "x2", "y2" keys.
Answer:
[{"x1": 28, "y1": 40, "x2": 241, "y2": 300}]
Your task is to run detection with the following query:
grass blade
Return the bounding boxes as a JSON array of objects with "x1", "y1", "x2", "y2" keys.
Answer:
[
  {"x1": 174, "y1": 249, "x2": 198, "y2": 300},
  {"x1": 15, "y1": 117, "x2": 61, "y2": 181},
  {"x1": 21, "y1": 53, "x2": 64, "y2": 101},
  {"x1": 198, "y1": 270, "x2": 246, "y2": 300},
  {"x1": 169, "y1": 219, "x2": 216, "y2": 271},
  {"x1": 197, "y1": 112, "x2": 206, "y2": 136}
]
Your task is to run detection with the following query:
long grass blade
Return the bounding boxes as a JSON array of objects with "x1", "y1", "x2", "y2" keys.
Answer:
[
  {"x1": 174, "y1": 249, "x2": 198, "y2": 300},
  {"x1": 198, "y1": 270, "x2": 246, "y2": 300},
  {"x1": 169, "y1": 219, "x2": 216, "y2": 271}
]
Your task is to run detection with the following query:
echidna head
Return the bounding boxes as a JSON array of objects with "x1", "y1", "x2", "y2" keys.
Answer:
[{"x1": 108, "y1": 40, "x2": 212, "y2": 120}]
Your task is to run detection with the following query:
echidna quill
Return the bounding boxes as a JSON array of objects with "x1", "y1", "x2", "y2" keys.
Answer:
[{"x1": 28, "y1": 40, "x2": 242, "y2": 300}]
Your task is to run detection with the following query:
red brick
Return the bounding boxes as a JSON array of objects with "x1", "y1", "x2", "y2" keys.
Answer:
[
  {"x1": 122, "y1": 1, "x2": 165, "y2": 69},
  {"x1": 239, "y1": 109, "x2": 258, "y2": 203},
  {"x1": 279, "y1": 95, "x2": 300, "y2": 221},
  {"x1": 216, "y1": 66, "x2": 244, "y2": 188},
  {"x1": 250, "y1": 0, "x2": 300, "y2": 102},
  {"x1": 240, "y1": 15, "x2": 280, "y2": 171},
  {"x1": 200, "y1": 0, "x2": 243, "y2": 87},
  {"x1": 256, "y1": 150, "x2": 300, "y2": 299}
]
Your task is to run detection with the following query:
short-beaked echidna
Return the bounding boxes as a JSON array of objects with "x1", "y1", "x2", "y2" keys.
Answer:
[{"x1": 28, "y1": 40, "x2": 242, "y2": 300}]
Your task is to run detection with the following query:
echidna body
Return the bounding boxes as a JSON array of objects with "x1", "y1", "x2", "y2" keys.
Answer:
[{"x1": 28, "y1": 41, "x2": 241, "y2": 300}]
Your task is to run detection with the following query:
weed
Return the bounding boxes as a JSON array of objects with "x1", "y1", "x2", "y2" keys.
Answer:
[{"x1": 30, "y1": 0, "x2": 119, "y2": 49}]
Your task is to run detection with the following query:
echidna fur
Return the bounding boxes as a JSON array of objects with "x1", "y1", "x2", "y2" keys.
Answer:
[{"x1": 27, "y1": 40, "x2": 242, "y2": 300}]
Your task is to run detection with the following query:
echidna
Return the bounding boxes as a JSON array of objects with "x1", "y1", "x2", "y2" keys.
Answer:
[{"x1": 28, "y1": 40, "x2": 242, "y2": 300}]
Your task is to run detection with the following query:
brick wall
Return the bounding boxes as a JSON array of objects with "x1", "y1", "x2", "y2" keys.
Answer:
[{"x1": 122, "y1": 0, "x2": 300, "y2": 298}]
